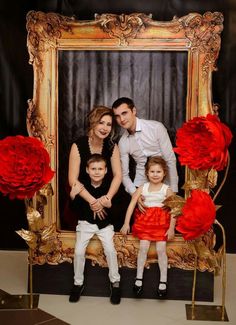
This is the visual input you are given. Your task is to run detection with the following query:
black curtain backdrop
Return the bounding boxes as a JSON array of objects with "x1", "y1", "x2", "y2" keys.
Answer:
[
  {"x1": 58, "y1": 50, "x2": 187, "y2": 229},
  {"x1": 0, "y1": 0, "x2": 235, "y2": 251}
]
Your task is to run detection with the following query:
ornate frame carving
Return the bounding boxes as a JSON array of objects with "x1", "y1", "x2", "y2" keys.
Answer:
[{"x1": 25, "y1": 11, "x2": 223, "y2": 270}]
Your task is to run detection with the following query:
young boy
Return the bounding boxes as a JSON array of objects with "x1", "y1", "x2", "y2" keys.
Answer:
[{"x1": 69, "y1": 154, "x2": 121, "y2": 304}]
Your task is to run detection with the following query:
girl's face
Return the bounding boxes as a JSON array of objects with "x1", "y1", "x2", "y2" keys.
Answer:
[
  {"x1": 93, "y1": 114, "x2": 112, "y2": 139},
  {"x1": 147, "y1": 163, "x2": 165, "y2": 184}
]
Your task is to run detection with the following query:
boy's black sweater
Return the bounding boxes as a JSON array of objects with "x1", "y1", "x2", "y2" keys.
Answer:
[{"x1": 72, "y1": 180, "x2": 111, "y2": 229}]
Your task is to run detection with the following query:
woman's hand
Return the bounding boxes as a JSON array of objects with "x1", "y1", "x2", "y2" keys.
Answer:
[
  {"x1": 99, "y1": 195, "x2": 112, "y2": 208},
  {"x1": 120, "y1": 223, "x2": 130, "y2": 235},
  {"x1": 94, "y1": 209, "x2": 107, "y2": 220},
  {"x1": 90, "y1": 200, "x2": 107, "y2": 220},
  {"x1": 137, "y1": 194, "x2": 147, "y2": 213},
  {"x1": 89, "y1": 199, "x2": 103, "y2": 211},
  {"x1": 70, "y1": 181, "x2": 84, "y2": 200}
]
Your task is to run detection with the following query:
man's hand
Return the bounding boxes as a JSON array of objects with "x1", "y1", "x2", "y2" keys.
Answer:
[
  {"x1": 165, "y1": 227, "x2": 175, "y2": 241},
  {"x1": 137, "y1": 194, "x2": 147, "y2": 213}
]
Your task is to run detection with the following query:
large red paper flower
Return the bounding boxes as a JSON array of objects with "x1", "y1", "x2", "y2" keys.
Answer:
[
  {"x1": 174, "y1": 114, "x2": 232, "y2": 171},
  {"x1": 0, "y1": 135, "x2": 54, "y2": 199},
  {"x1": 176, "y1": 190, "x2": 216, "y2": 240}
]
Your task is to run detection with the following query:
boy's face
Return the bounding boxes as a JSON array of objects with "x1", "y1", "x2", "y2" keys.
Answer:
[{"x1": 86, "y1": 161, "x2": 107, "y2": 184}]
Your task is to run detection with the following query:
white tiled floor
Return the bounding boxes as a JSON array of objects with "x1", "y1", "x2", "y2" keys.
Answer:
[{"x1": 0, "y1": 250, "x2": 235, "y2": 325}]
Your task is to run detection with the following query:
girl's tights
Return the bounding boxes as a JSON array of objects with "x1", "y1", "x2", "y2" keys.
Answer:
[
  {"x1": 135, "y1": 240, "x2": 168, "y2": 289},
  {"x1": 156, "y1": 241, "x2": 168, "y2": 289},
  {"x1": 135, "y1": 240, "x2": 150, "y2": 286}
]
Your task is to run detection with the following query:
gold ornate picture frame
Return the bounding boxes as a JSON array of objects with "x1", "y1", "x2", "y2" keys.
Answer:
[{"x1": 25, "y1": 11, "x2": 223, "y2": 269}]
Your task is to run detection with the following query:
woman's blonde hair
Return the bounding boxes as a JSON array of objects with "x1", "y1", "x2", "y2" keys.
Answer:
[
  {"x1": 145, "y1": 156, "x2": 168, "y2": 179},
  {"x1": 87, "y1": 106, "x2": 115, "y2": 142}
]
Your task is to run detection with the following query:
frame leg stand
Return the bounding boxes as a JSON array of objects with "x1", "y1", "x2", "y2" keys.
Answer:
[{"x1": 186, "y1": 221, "x2": 229, "y2": 321}]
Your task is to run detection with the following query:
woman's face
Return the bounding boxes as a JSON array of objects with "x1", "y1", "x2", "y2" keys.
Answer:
[{"x1": 93, "y1": 114, "x2": 112, "y2": 139}]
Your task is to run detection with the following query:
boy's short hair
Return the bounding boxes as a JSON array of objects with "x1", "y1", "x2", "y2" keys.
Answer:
[{"x1": 86, "y1": 154, "x2": 107, "y2": 167}]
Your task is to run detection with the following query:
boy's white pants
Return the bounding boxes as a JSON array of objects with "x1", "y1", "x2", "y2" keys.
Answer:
[{"x1": 74, "y1": 221, "x2": 120, "y2": 285}]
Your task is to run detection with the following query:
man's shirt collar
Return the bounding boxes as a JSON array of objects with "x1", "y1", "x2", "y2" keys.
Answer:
[{"x1": 126, "y1": 118, "x2": 141, "y2": 137}]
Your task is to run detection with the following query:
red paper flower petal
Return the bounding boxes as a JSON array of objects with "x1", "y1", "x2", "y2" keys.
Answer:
[
  {"x1": 174, "y1": 114, "x2": 232, "y2": 171},
  {"x1": 176, "y1": 190, "x2": 216, "y2": 240},
  {"x1": 0, "y1": 135, "x2": 55, "y2": 199}
]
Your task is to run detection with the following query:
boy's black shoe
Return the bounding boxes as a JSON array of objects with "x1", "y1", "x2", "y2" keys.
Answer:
[
  {"x1": 110, "y1": 282, "x2": 121, "y2": 305},
  {"x1": 69, "y1": 284, "x2": 84, "y2": 302}
]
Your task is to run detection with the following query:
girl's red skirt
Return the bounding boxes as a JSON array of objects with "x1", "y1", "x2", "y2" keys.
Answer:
[{"x1": 132, "y1": 207, "x2": 170, "y2": 241}]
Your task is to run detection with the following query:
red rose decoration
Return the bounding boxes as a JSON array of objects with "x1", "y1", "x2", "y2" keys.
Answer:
[
  {"x1": 174, "y1": 114, "x2": 232, "y2": 171},
  {"x1": 176, "y1": 190, "x2": 216, "y2": 240},
  {"x1": 0, "y1": 135, "x2": 54, "y2": 199}
]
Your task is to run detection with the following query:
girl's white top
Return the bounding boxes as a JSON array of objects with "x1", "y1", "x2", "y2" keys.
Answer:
[{"x1": 142, "y1": 182, "x2": 169, "y2": 208}]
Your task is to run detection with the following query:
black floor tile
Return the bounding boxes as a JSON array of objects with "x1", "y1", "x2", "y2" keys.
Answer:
[{"x1": 0, "y1": 309, "x2": 69, "y2": 325}]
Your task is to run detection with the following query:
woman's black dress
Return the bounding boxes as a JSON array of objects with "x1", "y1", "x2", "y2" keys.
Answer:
[{"x1": 65, "y1": 136, "x2": 130, "y2": 231}]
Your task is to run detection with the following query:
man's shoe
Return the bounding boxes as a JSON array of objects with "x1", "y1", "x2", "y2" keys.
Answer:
[
  {"x1": 110, "y1": 282, "x2": 121, "y2": 305},
  {"x1": 69, "y1": 284, "x2": 84, "y2": 302}
]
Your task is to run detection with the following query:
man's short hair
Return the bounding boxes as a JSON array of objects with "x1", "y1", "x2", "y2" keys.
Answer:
[
  {"x1": 86, "y1": 154, "x2": 107, "y2": 167},
  {"x1": 112, "y1": 97, "x2": 135, "y2": 110}
]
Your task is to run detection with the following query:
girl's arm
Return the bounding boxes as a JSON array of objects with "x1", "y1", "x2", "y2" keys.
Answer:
[
  {"x1": 165, "y1": 187, "x2": 176, "y2": 240},
  {"x1": 120, "y1": 187, "x2": 143, "y2": 234},
  {"x1": 99, "y1": 144, "x2": 122, "y2": 207}
]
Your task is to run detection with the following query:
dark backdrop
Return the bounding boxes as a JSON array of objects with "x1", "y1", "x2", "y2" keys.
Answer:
[
  {"x1": 58, "y1": 50, "x2": 187, "y2": 229},
  {"x1": 0, "y1": 0, "x2": 235, "y2": 252}
]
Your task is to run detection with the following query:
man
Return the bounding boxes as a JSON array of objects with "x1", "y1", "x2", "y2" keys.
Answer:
[{"x1": 112, "y1": 97, "x2": 178, "y2": 196}]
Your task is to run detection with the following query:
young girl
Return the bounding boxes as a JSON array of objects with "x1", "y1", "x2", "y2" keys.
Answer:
[{"x1": 120, "y1": 156, "x2": 175, "y2": 297}]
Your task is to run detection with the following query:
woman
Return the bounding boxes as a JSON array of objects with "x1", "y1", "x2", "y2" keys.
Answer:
[{"x1": 68, "y1": 106, "x2": 123, "y2": 224}]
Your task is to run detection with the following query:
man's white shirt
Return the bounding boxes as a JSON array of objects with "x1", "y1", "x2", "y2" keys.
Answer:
[{"x1": 118, "y1": 117, "x2": 179, "y2": 195}]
